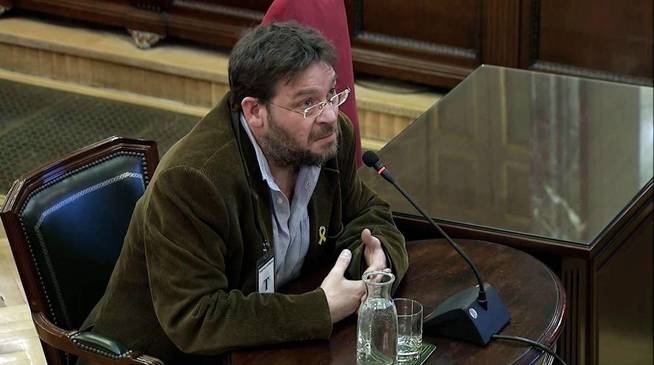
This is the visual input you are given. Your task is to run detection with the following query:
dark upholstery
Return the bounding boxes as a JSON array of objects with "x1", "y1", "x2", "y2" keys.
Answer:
[
  {"x1": 1, "y1": 137, "x2": 163, "y2": 365},
  {"x1": 19, "y1": 154, "x2": 147, "y2": 330}
]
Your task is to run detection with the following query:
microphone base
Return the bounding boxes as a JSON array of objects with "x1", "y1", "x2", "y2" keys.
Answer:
[{"x1": 423, "y1": 283, "x2": 510, "y2": 346}]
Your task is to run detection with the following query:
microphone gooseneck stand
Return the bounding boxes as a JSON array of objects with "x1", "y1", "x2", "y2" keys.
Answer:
[{"x1": 362, "y1": 151, "x2": 568, "y2": 365}]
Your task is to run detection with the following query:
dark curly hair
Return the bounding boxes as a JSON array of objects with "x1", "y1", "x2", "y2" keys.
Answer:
[{"x1": 228, "y1": 21, "x2": 337, "y2": 111}]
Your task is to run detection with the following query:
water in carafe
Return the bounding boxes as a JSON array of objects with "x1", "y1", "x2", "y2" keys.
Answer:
[{"x1": 356, "y1": 271, "x2": 398, "y2": 365}]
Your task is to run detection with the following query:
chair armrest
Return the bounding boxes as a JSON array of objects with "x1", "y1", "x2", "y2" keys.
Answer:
[
  {"x1": 32, "y1": 312, "x2": 165, "y2": 364},
  {"x1": 70, "y1": 331, "x2": 130, "y2": 357}
]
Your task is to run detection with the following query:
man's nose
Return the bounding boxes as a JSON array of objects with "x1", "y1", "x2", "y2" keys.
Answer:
[{"x1": 316, "y1": 103, "x2": 338, "y2": 124}]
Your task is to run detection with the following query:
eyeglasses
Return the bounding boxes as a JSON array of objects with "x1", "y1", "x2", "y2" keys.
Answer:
[{"x1": 268, "y1": 88, "x2": 350, "y2": 119}]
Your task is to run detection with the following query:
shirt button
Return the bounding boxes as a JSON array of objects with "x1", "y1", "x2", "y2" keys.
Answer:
[{"x1": 277, "y1": 197, "x2": 283, "y2": 205}]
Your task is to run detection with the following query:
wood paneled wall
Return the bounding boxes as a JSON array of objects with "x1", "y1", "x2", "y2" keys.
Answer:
[
  {"x1": 0, "y1": 0, "x2": 651, "y2": 87},
  {"x1": 345, "y1": 0, "x2": 652, "y2": 87},
  {"x1": 524, "y1": 0, "x2": 652, "y2": 85}
]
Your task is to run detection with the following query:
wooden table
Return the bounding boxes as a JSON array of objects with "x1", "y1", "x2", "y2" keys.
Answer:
[
  {"x1": 358, "y1": 65, "x2": 653, "y2": 365},
  {"x1": 232, "y1": 239, "x2": 566, "y2": 364}
]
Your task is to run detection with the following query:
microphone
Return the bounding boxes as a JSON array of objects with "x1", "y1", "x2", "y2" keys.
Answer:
[{"x1": 362, "y1": 151, "x2": 510, "y2": 346}]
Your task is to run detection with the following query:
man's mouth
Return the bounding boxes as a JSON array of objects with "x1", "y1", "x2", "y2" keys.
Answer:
[{"x1": 312, "y1": 126, "x2": 337, "y2": 142}]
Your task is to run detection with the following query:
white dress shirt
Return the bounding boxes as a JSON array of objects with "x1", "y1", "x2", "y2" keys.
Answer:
[{"x1": 240, "y1": 113, "x2": 321, "y2": 288}]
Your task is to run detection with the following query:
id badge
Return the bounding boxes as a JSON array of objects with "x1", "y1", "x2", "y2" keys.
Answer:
[{"x1": 257, "y1": 253, "x2": 275, "y2": 293}]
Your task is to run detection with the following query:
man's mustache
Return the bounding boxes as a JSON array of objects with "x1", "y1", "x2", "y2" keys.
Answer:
[{"x1": 310, "y1": 124, "x2": 338, "y2": 141}]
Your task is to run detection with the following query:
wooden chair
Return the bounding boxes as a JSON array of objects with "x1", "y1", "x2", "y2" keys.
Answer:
[{"x1": 1, "y1": 137, "x2": 164, "y2": 365}]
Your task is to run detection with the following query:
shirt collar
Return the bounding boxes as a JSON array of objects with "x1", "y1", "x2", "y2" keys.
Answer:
[{"x1": 240, "y1": 112, "x2": 279, "y2": 191}]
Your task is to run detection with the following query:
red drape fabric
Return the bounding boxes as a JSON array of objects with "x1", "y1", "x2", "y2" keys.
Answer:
[{"x1": 262, "y1": 0, "x2": 363, "y2": 166}]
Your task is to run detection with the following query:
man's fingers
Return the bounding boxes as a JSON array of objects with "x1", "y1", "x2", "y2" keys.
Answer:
[
  {"x1": 329, "y1": 249, "x2": 352, "y2": 277},
  {"x1": 362, "y1": 228, "x2": 382, "y2": 249},
  {"x1": 361, "y1": 228, "x2": 372, "y2": 245},
  {"x1": 321, "y1": 253, "x2": 366, "y2": 323},
  {"x1": 363, "y1": 265, "x2": 384, "y2": 275}
]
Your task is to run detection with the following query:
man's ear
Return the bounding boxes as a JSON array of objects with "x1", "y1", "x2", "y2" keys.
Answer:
[{"x1": 241, "y1": 97, "x2": 266, "y2": 129}]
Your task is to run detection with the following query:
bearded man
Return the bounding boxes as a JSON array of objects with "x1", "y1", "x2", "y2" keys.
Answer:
[{"x1": 78, "y1": 22, "x2": 408, "y2": 365}]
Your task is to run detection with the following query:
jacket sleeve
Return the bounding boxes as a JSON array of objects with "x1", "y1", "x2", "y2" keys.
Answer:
[
  {"x1": 333, "y1": 115, "x2": 409, "y2": 292},
  {"x1": 142, "y1": 166, "x2": 332, "y2": 355}
]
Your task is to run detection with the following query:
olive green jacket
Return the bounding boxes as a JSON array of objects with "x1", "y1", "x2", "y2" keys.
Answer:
[{"x1": 83, "y1": 93, "x2": 408, "y2": 364}]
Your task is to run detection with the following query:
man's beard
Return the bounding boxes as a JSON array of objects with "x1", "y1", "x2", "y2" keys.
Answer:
[{"x1": 261, "y1": 115, "x2": 339, "y2": 168}]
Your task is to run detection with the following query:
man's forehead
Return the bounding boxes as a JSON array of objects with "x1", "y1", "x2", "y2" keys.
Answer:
[{"x1": 279, "y1": 62, "x2": 336, "y2": 95}]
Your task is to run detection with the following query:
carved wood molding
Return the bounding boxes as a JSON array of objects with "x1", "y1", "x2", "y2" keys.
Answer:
[
  {"x1": 15, "y1": 0, "x2": 167, "y2": 34},
  {"x1": 129, "y1": 0, "x2": 171, "y2": 12},
  {"x1": 352, "y1": 47, "x2": 473, "y2": 88},
  {"x1": 165, "y1": 14, "x2": 255, "y2": 49},
  {"x1": 15, "y1": 0, "x2": 127, "y2": 23},
  {"x1": 171, "y1": 1, "x2": 264, "y2": 21},
  {"x1": 354, "y1": 31, "x2": 477, "y2": 60},
  {"x1": 532, "y1": 61, "x2": 653, "y2": 86},
  {"x1": 560, "y1": 258, "x2": 589, "y2": 365}
]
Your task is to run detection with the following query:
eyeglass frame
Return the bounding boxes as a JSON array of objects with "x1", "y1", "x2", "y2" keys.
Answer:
[{"x1": 266, "y1": 88, "x2": 350, "y2": 119}]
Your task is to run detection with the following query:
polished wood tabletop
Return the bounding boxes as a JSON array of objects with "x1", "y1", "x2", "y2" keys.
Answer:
[
  {"x1": 232, "y1": 239, "x2": 566, "y2": 365},
  {"x1": 358, "y1": 65, "x2": 653, "y2": 249}
]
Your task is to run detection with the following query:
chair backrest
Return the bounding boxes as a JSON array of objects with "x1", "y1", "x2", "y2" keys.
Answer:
[{"x1": 1, "y1": 137, "x2": 158, "y2": 333}]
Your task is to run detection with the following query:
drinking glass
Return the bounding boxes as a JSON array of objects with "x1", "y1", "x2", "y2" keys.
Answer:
[{"x1": 395, "y1": 298, "x2": 423, "y2": 362}]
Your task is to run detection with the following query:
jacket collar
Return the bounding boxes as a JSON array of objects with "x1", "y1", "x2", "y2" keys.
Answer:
[{"x1": 227, "y1": 93, "x2": 275, "y2": 245}]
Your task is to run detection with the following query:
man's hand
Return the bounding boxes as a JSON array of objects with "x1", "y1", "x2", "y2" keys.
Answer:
[
  {"x1": 320, "y1": 249, "x2": 365, "y2": 323},
  {"x1": 362, "y1": 228, "x2": 387, "y2": 274}
]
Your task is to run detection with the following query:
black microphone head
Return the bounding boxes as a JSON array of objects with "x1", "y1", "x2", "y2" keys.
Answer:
[{"x1": 362, "y1": 151, "x2": 380, "y2": 168}]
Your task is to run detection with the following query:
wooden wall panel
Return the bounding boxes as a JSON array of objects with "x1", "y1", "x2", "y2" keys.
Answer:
[
  {"x1": 1, "y1": 0, "x2": 651, "y2": 87},
  {"x1": 481, "y1": 0, "x2": 520, "y2": 66},
  {"x1": 347, "y1": 0, "x2": 479, "y2": 88},
  {"x1": 360, "y1": 0, "x2": 477, "y2": 49},
  {"x1": 524, "y1": 0, "x2": 653, "y2": 85}
]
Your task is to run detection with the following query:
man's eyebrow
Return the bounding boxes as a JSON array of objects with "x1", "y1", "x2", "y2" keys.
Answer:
[
  {"x1": 291, "y1": 88, "x2": 321, "y2": 100},
  {"x1": 291, "y1": 76, "x2": 338, "y2": 100}
]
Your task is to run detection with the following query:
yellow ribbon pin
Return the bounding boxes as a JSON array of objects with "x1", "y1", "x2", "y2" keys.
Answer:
[{"x1": 318, "y1": 226, "x2": 327, "y2": 245}]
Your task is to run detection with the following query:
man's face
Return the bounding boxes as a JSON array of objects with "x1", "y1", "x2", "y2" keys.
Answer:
[{"x1": 260, "y1": 62, "x2": 339, "y2": 168}]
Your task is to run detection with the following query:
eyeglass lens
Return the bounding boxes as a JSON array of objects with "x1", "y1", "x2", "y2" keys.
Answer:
[{"x1": 305, "y1": 89, "x2": 349, "y2": 117}]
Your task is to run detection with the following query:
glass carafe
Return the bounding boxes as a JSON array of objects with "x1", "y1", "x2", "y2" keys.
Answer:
[{"x1": 356, "y1": 271, "x2": 398, "y2": 365}]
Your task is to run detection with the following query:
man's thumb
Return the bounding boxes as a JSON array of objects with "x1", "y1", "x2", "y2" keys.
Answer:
[{"x1": 329, "y1": 249, "x2": 352, "y2": 277}]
